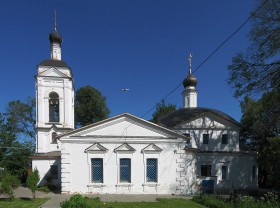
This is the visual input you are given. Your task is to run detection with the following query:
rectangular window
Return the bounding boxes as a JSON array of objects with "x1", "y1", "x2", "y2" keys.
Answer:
[
  {"x1": 201, "y1": 165, "x2": 211, "y2": 177},
  {"x1": 203, "y1": 134, "x2": 209, "y2": 144},
  {"x1": 222, "y1": 134, "x2": 228, "y2": 144},
  {"x1": 252, "y1": 165, "x2": 256, "y2": 180},
  {"x1": 146, "y1": 159, "x2": 158, "y2": 182},
  {"x1": 120, "y1": 158, "x2": 131, "y2": 183},
  {"x1": 222, "y1": 166, "x2": 227, "y2": 180},
  {"x1": 91, "y1": 158, "x2": 103, "y2": 183},
  {"x1": 50, "y1": 165, "x2": 58, "y2": 180}
]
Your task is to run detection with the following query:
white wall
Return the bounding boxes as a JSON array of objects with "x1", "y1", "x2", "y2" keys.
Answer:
[
  {"x1": 61, "y1": 141, "x2": 180, "y2": 194},
  {"x1": 32, "y1": 159, "x2": 61, "y2": 186}
]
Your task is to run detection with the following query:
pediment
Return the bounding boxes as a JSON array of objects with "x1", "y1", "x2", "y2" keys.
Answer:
[
  {"x1": 85, "y1": 143, "x2": 108, "y2": 153},
  {"x1": 60, "y1": 113, "x2": 186, "y2": 141},
  {"x1": 38, "y1": 67, "x2": 70, "y2": 78},
  {"x1": 114, "y1": 143, "x2": 135, "y2": 152},
  {"x1": 141, "y1": 143, "x2": 162, "y2": 153},
  {"x1": 179, "y1": 112, "x2": 239, "y2": 129}
]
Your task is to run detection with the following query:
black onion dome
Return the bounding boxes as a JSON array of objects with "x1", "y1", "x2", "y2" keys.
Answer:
[
  {"x1": 183, "y1": 74, "x2": 198, "y2": 87},
  {"x1": 49, "y1": 30, "x2": 62, "y2": 44}
]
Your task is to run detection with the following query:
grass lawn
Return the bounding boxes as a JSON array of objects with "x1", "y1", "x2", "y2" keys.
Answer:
[
  {"x1": 86, "y1": 198, "x2": 205, "y2": 208},
  {"x1": 0, "y1": 198, "x2": 49, "y2": 208}
]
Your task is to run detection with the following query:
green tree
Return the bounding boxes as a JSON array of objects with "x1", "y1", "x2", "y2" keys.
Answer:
[
  {"x1": 5, "y1": 97, "x2": 36, "y2": 141},
  {"x1": 240, "y1": 90, "x2": 280, "y2": 188},
  {"x1": 0, "y1": 98, "x2": 35, "y2": 178},
  {"x1": 228, "y1": 0, "x2": 280, "y2": 98},
  {"x1": 0, "y1": 171, "x2": 20, "y2": 200},
  {"x1": 27, "y1": 168, "x2": 40, "y2": 199},
  {"x1": 75, "y1": 86, "x2": 110, "y2": 127},
  {"x1": 150, "y1": 100, "x2": 176, "y2": 124}
]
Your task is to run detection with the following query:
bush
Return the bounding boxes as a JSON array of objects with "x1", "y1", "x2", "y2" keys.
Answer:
[
  {"x1": 60, "y1": 194, "x2": 91, "y2": 208},
  {"x1": 192, "y1": 195, "x2": 230, "y2": 208},
  {"x1": 0, "y1": 171, "x2": 20, "y2": 200},
  {"x1": 27, "y1": 168, "x2": 40, "y2": 199},
  {"x1": 193, "y1": 193, "x2": 280, "y2": 208},
  {"x1": 37, "y1": 185, "x2": 50, "y2": 193}
]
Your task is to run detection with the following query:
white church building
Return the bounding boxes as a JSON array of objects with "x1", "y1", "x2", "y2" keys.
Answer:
[{"x1": 31, "y1": 21, "x2": 258, "y2": 195}]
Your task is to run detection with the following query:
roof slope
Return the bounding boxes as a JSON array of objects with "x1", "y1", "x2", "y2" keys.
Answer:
[
  {"x1": 158, "y1": 107, "x2": 241, "y2": 128},
  {"x1": 39, "y1": 59, "x2": 69, "y2": 67}
]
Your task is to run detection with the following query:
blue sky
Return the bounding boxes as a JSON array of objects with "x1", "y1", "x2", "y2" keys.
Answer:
[{"x1": 0, "y1": 0, "x2": 256, "y2": 122}]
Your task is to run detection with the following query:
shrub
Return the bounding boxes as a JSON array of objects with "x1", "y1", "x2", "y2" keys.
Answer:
[
  {"x1": 192, "y1": 194, "x2": 230, "y2": 208},
  {"x1": 0, "y1": 171, "x2": 20, "y2": 200},
  {"x1": 27, "y1": 168, "x2": 40, "y2": 199},
  {"x1": 37, "y1": 185, "x2": 50, "y2": 193},
  {"x1": 60, "y1": 194, "x2": 91, "y2": 208}
]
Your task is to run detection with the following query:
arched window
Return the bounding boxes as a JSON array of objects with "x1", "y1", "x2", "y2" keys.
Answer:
[
  {"x1": 49, "y1": 92, "x2": 59, "y2": 122},
  {"x1": 52, "y1": 132, "x2": 57, "y2": 143}
]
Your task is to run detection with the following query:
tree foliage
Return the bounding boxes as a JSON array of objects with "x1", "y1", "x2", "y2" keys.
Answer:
[
  {"x1": 0, "y1": 171, "x2": 20, "y2": 200},
  {"x1": 150, "y1": 100, "x2": 176, "y2": 124},
  {"x1": 27, "y1": 168, "x2": 40, "y2": 199},
  {"x1": 240, "y1": 90, "x2": 280, "y2": 188},
  {"x1": 0, "y1": 98, "x2": 35, "y2": 179},
  {"x1": 228, "y1": 0, "x2": 280, "y2": 98},
  {"x1": 75, "y1": 86, "x2": 110, "y2": 127}
]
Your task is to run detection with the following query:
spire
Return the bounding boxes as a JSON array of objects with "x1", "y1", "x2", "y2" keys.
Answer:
[
  {"x1": 54, "y1": 10, "x2": 57, "y2": 31},
  {"x1": 49, "y1": 11, "x2": 62, "y2": 60},
  {"x1": 188, "y1": 53, "x2": 192, "y2": 75}
]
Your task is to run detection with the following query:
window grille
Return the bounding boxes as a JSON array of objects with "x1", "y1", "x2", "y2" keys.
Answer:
[
  {"x1": 146, "y1": 159, "x2": 158, "y2": 182},
  {"x1": 120, "y1": 159, "x2": 131, "y2": 183},
  {"x1": 91, "y1": 158, "x2": 103, "y2": 183}
]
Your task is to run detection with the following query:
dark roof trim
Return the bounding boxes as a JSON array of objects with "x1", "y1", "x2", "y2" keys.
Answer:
[
  {"x1": 39, "y1": 59, "x2": 68, "y2": 67},
  {"x1": 30, "y1": 151, "x2": 61, "y2": 159},
  {"x1": 158, "y1": 107, "x2": 241, "y2": 128}
]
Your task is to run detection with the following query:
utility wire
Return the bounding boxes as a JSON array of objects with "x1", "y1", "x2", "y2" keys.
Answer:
[{"x1": 140, "y1": 0, "x2": 269, "y2": 120}]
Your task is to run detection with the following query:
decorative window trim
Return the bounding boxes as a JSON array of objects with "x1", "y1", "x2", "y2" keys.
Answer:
[
  {"x1": 141, "y1": 143, "x2": 162, "y2": 153},
  {"x1": 85, "y1": 143, "x2": 108, "y2": 154},
  {"x1": 87, "y1": 153, "x2": 107, "y2": 186},
  {"x1": 142, "y1": 148, "x2": 161, "y2": 185},
  {"x1": 115, "y1": 146, "x2": 135, "y2": 185},
  {"x1": 90, "y1": 158, "x2": 104, "y2": 183}
]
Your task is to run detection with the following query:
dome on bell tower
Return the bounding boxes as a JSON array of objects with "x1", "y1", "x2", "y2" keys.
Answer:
[
  {"x1": 49, "y1": 30, "x2": 62, "y2": 45},
  {"x1": 49, "y1": 11, "x2": 62, "y2": 45},
  {"x1": 183, "y1": 74, "x2": 198, "y2": 88}
]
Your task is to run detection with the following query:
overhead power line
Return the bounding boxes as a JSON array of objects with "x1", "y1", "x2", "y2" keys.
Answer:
[{"x1": 140, "y1": 0, "x2": 269, "y2": 120}]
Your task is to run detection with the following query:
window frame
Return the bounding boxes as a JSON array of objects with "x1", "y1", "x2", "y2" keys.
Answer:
[
  {"x1": 146, "y1": 158, "x2": 158, "y2": 183},
  {"x1": 201, "y1": 165, "x2": 211, "y2": 177},
  {"x1": 221, "y1": 165, "x2": 228, "y2": 180},
  {"x1": 222, "y1": 134, "x2": 228, "y2": 144},
  {"x1": 49, "y1": 92, "x2": 60, "y2": 123},
  {"x1": 119, "y1": 158, "x2": 131, "y2": 183},
  {"x1": 203, "y1": 134, "x2": 209, "y2": 144},
  {"x1": 91, "y1": 158, "x2": 104, "y2": 183}
]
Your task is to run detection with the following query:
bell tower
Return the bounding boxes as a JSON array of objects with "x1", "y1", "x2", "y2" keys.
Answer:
[{"x1": 35, "y1": 13, "x2": 74, "y2": 153}]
